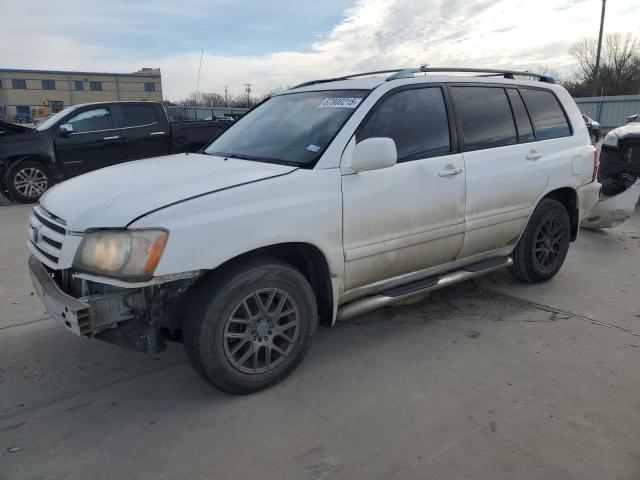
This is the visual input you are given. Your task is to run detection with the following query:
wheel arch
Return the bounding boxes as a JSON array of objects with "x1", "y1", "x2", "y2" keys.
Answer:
[
  {"x1": 541, "y1": 187, "x2": 579, "y2": 241},
  {"x1": 174, "y1": 242, "x2": 335, "y2": 331}
]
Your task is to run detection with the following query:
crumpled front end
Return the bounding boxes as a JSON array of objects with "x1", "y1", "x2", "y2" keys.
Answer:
[{"x1": 581, "y1": 179, "x2": 640, "y2": 230}]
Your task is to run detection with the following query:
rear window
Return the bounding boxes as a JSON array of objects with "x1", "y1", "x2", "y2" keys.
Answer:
[
  {"x1": 451, "y1": 86, "x2": 517, "y2": 150},
  {"x1": 120, "y1": 105, "x2": 158, "y2": 127},
  {"x1": 519, "y1": 88, "x2": 571, "y2": 140}
]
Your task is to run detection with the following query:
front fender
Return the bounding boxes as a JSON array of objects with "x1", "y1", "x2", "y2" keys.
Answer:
[{"x1": 129, "y1": 168, "x2": 345, "y2": 287}]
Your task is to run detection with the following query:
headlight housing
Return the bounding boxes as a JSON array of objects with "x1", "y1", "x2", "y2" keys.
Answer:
[
  {"x1": 73, "y1": 229, "x2": 168, "y2": 281},
  {"x1": 603, "y1": 131, "x2": 619, "y2": 148}
]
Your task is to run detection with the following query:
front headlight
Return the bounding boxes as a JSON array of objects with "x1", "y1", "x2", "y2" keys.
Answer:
[
  {"x1": 603, "y1": 131, "x2": 619, "y2": 148},
  {"x1": 74, "y1": 229, "x2": 168, "y2": 280}
]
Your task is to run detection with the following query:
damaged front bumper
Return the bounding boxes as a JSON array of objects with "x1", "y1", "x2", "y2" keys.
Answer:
[
  {"x1": 581, "y1": 179, "x2": 640, "y2": 230},
  {"x1": 28, "y1": 255, "x2": 177, "y2": 352}
]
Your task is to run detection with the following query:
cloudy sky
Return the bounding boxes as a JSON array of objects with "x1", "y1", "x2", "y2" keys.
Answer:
[{"x1": 3, "y1": 0, "x2": 639, "y2": 100}]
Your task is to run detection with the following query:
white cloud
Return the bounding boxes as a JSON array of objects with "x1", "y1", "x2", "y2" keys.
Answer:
[{"x1": 2, "y1": 0, "x2": 639, "y2": 100}]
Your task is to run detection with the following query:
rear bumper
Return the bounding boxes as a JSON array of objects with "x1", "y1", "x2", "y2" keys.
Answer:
[
  {"x1": 577, "y1": 181, "x2": 602, "y2": 222},
  {"x1": 29, "y1": 255, "x2": 91, "y2": 336}
]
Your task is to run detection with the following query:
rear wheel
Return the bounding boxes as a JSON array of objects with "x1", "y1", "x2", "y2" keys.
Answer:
[
  {"x1": 183, "y1": 257, "x2": 317, "y2": 394},
  {"x1": 510, "y1": 199, "x2": 571, "y2": 283},
  {"x1": 7, "y1": 160, "x2": 53, "y2": 203}
]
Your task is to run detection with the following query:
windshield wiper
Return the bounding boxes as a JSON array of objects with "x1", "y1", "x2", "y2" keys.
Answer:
[{"x1": 206, "y1": 151, "x2": 300, "y2": 168}]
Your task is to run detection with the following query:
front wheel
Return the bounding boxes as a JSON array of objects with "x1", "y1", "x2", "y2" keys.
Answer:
[
  {"x1": 510, "y1": 198, "x2": 571, "y2": 283},
  {"x1": 183, "y1": 257, "x2": 317, "y2": 394},
  {"x1": 7, "y1": 160, "x2": 53, "y2": 203}
]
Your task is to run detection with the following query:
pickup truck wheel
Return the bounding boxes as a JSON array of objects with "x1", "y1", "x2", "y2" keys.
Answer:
[
  {"x1": 510, "y1": 198, "x2": 571, "y2": 283},
  {"x1": 183, "y1": 258, "x2": 317, "y2": 394},
  {"x1": 7, "y1": 161, "x2": 53, "y2": 203}
]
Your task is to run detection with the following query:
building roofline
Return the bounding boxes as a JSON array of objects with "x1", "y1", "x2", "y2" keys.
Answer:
[{"x1": 0, "y1": 68, "x2": 160, "y2": 77}]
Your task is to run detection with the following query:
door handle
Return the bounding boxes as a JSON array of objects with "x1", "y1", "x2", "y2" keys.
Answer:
[
  {"x1": 102, "y1": 135, "x2": 120, "y2": 141},
  {"x1": 149, "y1": 131, "x2": 166, "y2": 136},
  {"x1": 438, "y1": 166, "x2": 463, "y2": 177},
  {"x1": 526, "y1": 149, "x2": 544, "y2": 160}
]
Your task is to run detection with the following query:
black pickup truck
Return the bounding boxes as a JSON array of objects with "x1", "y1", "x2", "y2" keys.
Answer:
[{"x1": 0, "y1": 101, "x2": 233, "y2": 202}]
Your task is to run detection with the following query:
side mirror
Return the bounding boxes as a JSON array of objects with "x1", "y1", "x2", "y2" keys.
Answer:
[
  {"x1": 59, "y1": 123, "x2": 74, "y2": 136},
  {"x1": 351, "y1": 137, "x2": 397, "y2": 172}
]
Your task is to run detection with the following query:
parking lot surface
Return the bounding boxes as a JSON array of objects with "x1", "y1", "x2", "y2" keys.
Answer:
[{"x1": 1, "y1": 203, "x2": 639, "y2": 479}]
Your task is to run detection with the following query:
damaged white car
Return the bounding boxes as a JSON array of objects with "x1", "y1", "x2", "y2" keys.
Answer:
[{"x1": 29, "y1": 67, "x2": 610, "y2": 394}]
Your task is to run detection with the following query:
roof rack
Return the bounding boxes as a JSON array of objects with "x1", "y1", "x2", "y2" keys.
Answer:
[{"x1": 291, "y1": 66, "x2": 555, "y2": 89}]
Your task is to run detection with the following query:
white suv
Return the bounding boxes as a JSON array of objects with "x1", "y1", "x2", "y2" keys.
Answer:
[{"x1": 27, "y1": 67, "x2": 601, "y2": 394}]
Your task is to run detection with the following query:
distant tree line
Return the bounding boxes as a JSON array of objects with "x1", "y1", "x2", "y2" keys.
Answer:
[
  {"x1": 165, "y1": 87, "x2": 288, "y2": 108},
  {"x1": 563, "y1": 32, "x2": 640, "y2": 97}
]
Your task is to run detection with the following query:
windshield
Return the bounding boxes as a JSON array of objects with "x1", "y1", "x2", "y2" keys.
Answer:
[
  {"x1": 34, "y1": 106, "x2": 77, "y2": 131},
  {"x1": 205, "y1": 89, "x2": 368, "y2": 166}
]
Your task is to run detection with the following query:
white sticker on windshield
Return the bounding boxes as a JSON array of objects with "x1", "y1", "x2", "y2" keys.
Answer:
[
  {"x1": 306, "y1": 144, "x2": 321, "y2": 152},
  {"x1": 318, "y1": 97, "x2": 362, "y2": 108}
]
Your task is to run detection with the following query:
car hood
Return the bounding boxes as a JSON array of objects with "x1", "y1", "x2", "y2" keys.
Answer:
[
  {"x1": 0, "y1": 120, "x2": 33, "y2": 135},
  {"x1": 611, "y1": 122, "x2": 640, "y2": 142},
  {"x1": 40, "y1": 153, "x2": 297, "y2": 231}
]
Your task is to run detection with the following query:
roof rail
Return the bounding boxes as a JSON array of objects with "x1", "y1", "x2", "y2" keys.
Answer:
[
  {"x1": 291, "y1": 69, "x2": 405, "y2": 89},
  {"x1": 290, "y1": 66, "x2": 555, "y2": 89},
  {"x1": 385, "y1": 67, "x2": 555, "y2": 83}
]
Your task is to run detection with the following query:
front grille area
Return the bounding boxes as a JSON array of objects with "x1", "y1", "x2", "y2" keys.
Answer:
[{"x1": 27, "y1": 205, "x2": 68, "y2": 269}]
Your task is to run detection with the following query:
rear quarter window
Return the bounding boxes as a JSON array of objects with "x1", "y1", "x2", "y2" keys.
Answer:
[{"x1": 519, "y1": 88, "x2": 571, "y2": 140}]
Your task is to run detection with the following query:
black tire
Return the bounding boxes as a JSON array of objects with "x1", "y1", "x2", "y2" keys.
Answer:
[
  {"x1": 510, "y1": 198, "x2": 571, "y2": 283},
  {"x1": 7, "y1": 160, "x2": 53, "y2": 203},
  {"x1": 183, "y1": 256, "x2": 317, "y2": 394}
]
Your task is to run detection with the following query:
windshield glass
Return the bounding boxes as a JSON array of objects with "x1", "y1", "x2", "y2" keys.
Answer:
[
  {"x1": 205, "y1": 89, "x2": 368, "y2": 166},
  {"x1": 34, "y1": 106, "x2": 76, "y2": 131}
]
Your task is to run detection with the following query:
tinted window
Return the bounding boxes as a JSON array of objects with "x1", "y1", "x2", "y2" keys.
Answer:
[
  {"x1": 506, "y1": 89, "x2": 535, "y2": 142},
  {"x1": 90, "y1": 81, "x2": 102, "y2": 91},
  {"x1": 66, "y1": 108, "x2": 113, "y2": 133},
  {"x1": 358, "y1": 87, "x2": 450, "y2": 160},
  {"x1": 120, "y1": 105, "x2": 158, "y2": 127},
  {"x1": 42, "y1": 80, "x2": 56, "y2": 90},
  {"x1": 520, "y1": 88, "x2": 570, "y2": 140},
  {"x1": 75, "y1": 81, "x2": 84, "y2": 91},
  {"x1": 16, "y1": 105, "x2": 30, "y2": 114},
  {"x1": 452, "y1": 86, "x2": 517, "y2": 149},
  {"x1": 12, "y1": 79, "x2": 26, "y2": 89},
  {"x1": 144, "y1": 82, "x2": 155, "y2": 92}
]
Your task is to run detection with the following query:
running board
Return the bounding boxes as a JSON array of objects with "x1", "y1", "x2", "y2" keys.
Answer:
[{"x1": 336, "y1": 257, "x2": 513, "y2": 321}]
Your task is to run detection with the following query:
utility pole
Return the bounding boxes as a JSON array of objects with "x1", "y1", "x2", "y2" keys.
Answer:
[
  {"x1": 592, "y1": 0, "x2": 606, "y2": 97},
  {"x1": 224, "y1": 85, "x2": 229, "y2": 107},
  {"x1": 244, "y1": 83, "x2": 252, "y2": 108}
]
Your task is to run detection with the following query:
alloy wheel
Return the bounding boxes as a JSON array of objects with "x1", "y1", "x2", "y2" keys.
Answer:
[
  {"x1": 13, "y1": 167, "x2": 48, "y2": 198},
  {"x1": 223, "y1": 288, "x2": 300, "y2": 374},
  {"x1": 533, "y1": 217, "x2": 564, "y2": 272}
]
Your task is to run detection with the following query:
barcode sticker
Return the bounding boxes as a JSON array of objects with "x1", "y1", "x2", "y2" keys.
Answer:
[{"x1": 318, "y1": 97, "x2": 362, "y2": 108}]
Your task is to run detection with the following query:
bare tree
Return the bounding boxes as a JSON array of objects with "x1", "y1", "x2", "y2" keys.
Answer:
[{"x1": 567, "y1": 32, "x2": 640, "y2": 96}]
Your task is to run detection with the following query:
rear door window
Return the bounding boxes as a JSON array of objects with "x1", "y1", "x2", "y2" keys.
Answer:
[
  {"x1": 451, "y1": 86, "x2": 517, "y2": 150},
  {"x1": 506, "y1": 89, "x2": 535, "y2": 142},
  {"x1": 357, "y1": 87, "x2": 450, "y2": 161},
  {"x1": 120, "y1": 105, "x2": 158, "y2": 128},
  {"x1": 519, "y1": 88, "x2": 571, "y2": 140}
]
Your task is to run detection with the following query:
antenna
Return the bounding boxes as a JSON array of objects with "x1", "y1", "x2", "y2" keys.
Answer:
[{"x1": 194, "y1": 49, "x2": 204, "y2": 105}]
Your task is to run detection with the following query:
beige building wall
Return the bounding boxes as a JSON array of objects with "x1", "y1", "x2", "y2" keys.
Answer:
[{"x1": 0, "y1": 68, "x2": 162, "y2": 121}]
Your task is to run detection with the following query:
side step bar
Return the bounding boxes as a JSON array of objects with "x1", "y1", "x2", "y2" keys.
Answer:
[{"x1": 336, "y1": 257, "x2": 513, "y2": 321}]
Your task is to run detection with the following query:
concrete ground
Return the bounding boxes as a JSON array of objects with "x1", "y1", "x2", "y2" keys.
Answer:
[{"x1": 1, "y1": 203, "x2": 639, "y2": 480}]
